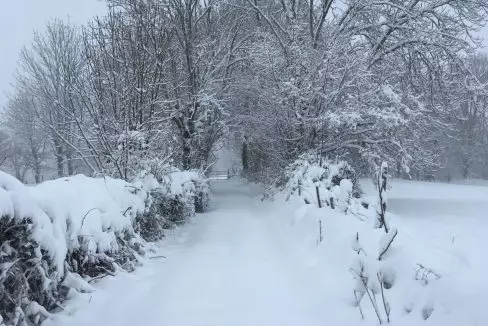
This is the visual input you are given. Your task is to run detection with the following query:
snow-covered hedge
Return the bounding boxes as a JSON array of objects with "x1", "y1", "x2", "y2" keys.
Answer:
[
  {"x1": 0, "y1": 169, "x2": 209, "y2": 326},
  {"x1": 277, "y1": 157, "x2": 456, "y2": 324},
  {"x1": 283, "y1": 152, "x2": 361, "y2": 210},
  {"x1": 135, "y1": 169, "x2": 209, "y2": 242}
]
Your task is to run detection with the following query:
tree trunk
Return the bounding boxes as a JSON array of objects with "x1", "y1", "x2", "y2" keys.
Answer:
[
  {"x1": 66, "y1": 151, "x2": 74, "y2": 176},
  {"x1": 33, "y1": 153, "x2": 42, "y2": 183},
  {"x1": 462, "y1": 157, "x2": 470, "y2": 179},
  {"x1": 182, "y1": 130, "x2": 192, "y2": 170},
  {"x1": 54, "y1": 137, "x2": 64, "y2": 177},
  {"x1": 242, "y1": 138, "x2": 249, "y2": 173}
]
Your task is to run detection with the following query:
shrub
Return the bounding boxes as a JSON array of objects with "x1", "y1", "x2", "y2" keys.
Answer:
[
  {"x1": 0, "y1": 167, "x2": 209, "y2": 325},
  {"x1": 134, "y1": 169, "x2": 209, "y2": 242},
  {"x1": 0, "y1": 217, "x2": 61, "y2": 326},
  {"x1": 0, "y1": 172, "x2": 148, "y2": 325},
  {"x1": 283, "y1": 152, "x2": 361, "y2": 206}
]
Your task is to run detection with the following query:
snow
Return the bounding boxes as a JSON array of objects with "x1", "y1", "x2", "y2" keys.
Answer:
[
  {"x1": 0, "y1": 188, "x2": 14, "y2": 217},
  {"x1": 161, "y1": 170, "x2": 199, "y2": 197},
  {"x1": 0, "y1": 172, "x2": 148, "y2": 277},
  {"x1": 361, "y1": 179, "x2": 488, "y2": 324},
  {"x1": 37, "y1": 177, "x2": 487, "y2": 326},
  {"x1": 273, "y1": 178, "x2": 488, "y2": 325},
  {"x1": 43, "y1": 179, "x2": 326, "y2": 326}
]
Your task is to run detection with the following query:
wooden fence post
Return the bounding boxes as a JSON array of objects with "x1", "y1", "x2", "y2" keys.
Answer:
[{"x1": 316, "y1": 186, "x2": 322, "y2": 208}]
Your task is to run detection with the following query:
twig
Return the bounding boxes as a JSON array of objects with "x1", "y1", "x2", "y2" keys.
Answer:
[
  {"x1": 122, "y1": 207, "x2": 132, "y2": 216},
  {"x1": 80, "y1": 208, "x2": 99, "y2": 229},
  {"x1": 350, "y1": 268, "x2": 383, "y2": 324},
  {"x1": 354, "y1": 290, "x2": 365, "y2": 320},
  {"x1": 88, "y1": 273, "x2": 111, "y2": 283},
  {"x1": 350, "y1": 211, "x2": 367, "y2": 222},
  {"x1": 377, "y1": 272, "x2": 390, "y2": 323},
  {"x1": 149, "y1": 255, "x2": 167, "y2": 260},
  {"x1": 378, "y1": 228, "x2": 398, "y2": 261},
  {"x1": 415, "y1": 263, "x2": 441, "y2": 283},
  {"x1": 318, "y1": 219, "x2": 323, "y2": 243}
]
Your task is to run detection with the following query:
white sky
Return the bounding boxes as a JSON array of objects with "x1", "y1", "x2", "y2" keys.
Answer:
[
  {"x1": 0, "y1": 1, "x2": 487, "y2": 110},
  {"x1": 0, "y1": 0, "x2": 106, "y2": 109}
]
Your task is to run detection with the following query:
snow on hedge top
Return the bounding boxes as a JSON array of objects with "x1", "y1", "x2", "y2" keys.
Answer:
[
  {"x1": 0, "y1": 171, "x2": 67, "y2": 274},
  {"x1": 133, "y1": 166, "x2": 206, "y2": 199},
  {"x1": 160, "y1": 168, "x2": 206, "y2": 198},
  {"x1": 0, "y1": 171, "x2": 148, "y2": 277},
  {"x1": 284, "y1": 152, "x2": 358, "y2": 200}
]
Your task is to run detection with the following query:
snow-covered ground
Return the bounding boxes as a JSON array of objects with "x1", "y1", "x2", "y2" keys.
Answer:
[
  {"x1": 42, "y1": 178, "x2": 487, "y2": 326},
  {"x1": 361, "y1": 179, "x2": 488, "y2": 325},
  {"x1": 44, "y1": 179, "x2": 326, "y2": 326}
]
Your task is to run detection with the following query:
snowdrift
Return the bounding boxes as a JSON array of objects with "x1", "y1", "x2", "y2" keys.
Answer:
[{"x1": 0, "y1": 169, "x2": 208, "y2": 326}]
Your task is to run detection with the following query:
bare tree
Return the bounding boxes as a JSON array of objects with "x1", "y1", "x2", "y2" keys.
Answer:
[{"x1": 17, "y1": 19, "x2": 87, "y2": 177}]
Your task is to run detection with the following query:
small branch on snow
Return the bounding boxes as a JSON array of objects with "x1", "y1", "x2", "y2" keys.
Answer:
[
  {"x1": 377, "y1": 272, "x2": 391, "y2": 323},
  {"x1": 149, "y1": 255, "x2": 167, "y2": 260},
  {"x1": 350, "y1": 268, "x2": 383, "y2": 324},
  {"x1": 350, "y1": 211, "x2": 367, "y2": 222},
  {"x1": 80, "y1": 208, "x2": 99, "y2": 229},
  {"x1": 378, "y1": 228, "x2": 398, "y2": 261},
  {"x1": 354, "y1": 290, "x2": 365, "y2": 320},
  {"x1": 414, "y1": 263, "x2": 441, "y2": 285},
  {"x1": 122, "y1": 207, "x2": 132, "y2": 217},
  {"x1": 88, "y1": 274, "x2": 109, "y2": 284}
]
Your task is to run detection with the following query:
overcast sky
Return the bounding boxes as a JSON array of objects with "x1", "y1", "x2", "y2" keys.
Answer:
[
  {"x1": 0, "y1": 1, "x2": 487, "y2": 110},
  {"x1": 0, "y1": 0, "x2": 106, "y2": 109}
]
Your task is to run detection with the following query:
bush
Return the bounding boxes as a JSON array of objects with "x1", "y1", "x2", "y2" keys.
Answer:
[
  {"x1": 283, "y1": 152, "x2": 361, "y2": 207},
  {"x1": 0, "y1": 217, "x2": 61, "y2": 326},
  {"x1": 0, "y1": 172, "x2": 138, "y2": 325},
  {"x1": 0, "y1": 168, "x2": 209, "y2": 325},
  {"x1": 135, "y1": 169, "x2": 209, "y2": 242}
]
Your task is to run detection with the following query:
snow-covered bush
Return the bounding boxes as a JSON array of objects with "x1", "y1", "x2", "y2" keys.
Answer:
[
  {"x1": 32, "y1": 175, "x2": 148, "y2": 279},
  {"x1": 135, "y1": 168, "x2": 209, "y2": 242},
  {"x1": 0, "y1": 168, "x2": 209, "y2": 325},
  {"x1": 0, "y1": 171, "x2": 149, "y2": 325},
  {"x1": 158, "y1": 168, "x2": 209, "y2": 222},
  {"x1": 192, "y1": 174, "x2": 210, "y2": 213},
  {"x1": 279, "y1": 158, "x2": 448, "y2": 324},
  {"x1": 0, "y1": 216, "x2": 60, "y2": 326},
  {"x1": 283, "y1": 152, "x2": 361, "y2": 208}
]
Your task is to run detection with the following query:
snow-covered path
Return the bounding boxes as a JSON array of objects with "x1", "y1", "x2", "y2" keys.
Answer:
[{"x1": 46, "y1": 179, "x2": 324, "y2": 326}]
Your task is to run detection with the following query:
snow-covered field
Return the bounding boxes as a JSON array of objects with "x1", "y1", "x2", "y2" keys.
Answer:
[
  {"x1": 361, "y1": 179, "x2": 488, "y2": 325},
  {"x1": 40, "y1": 178, "x2": 486, "y2": 326}
]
